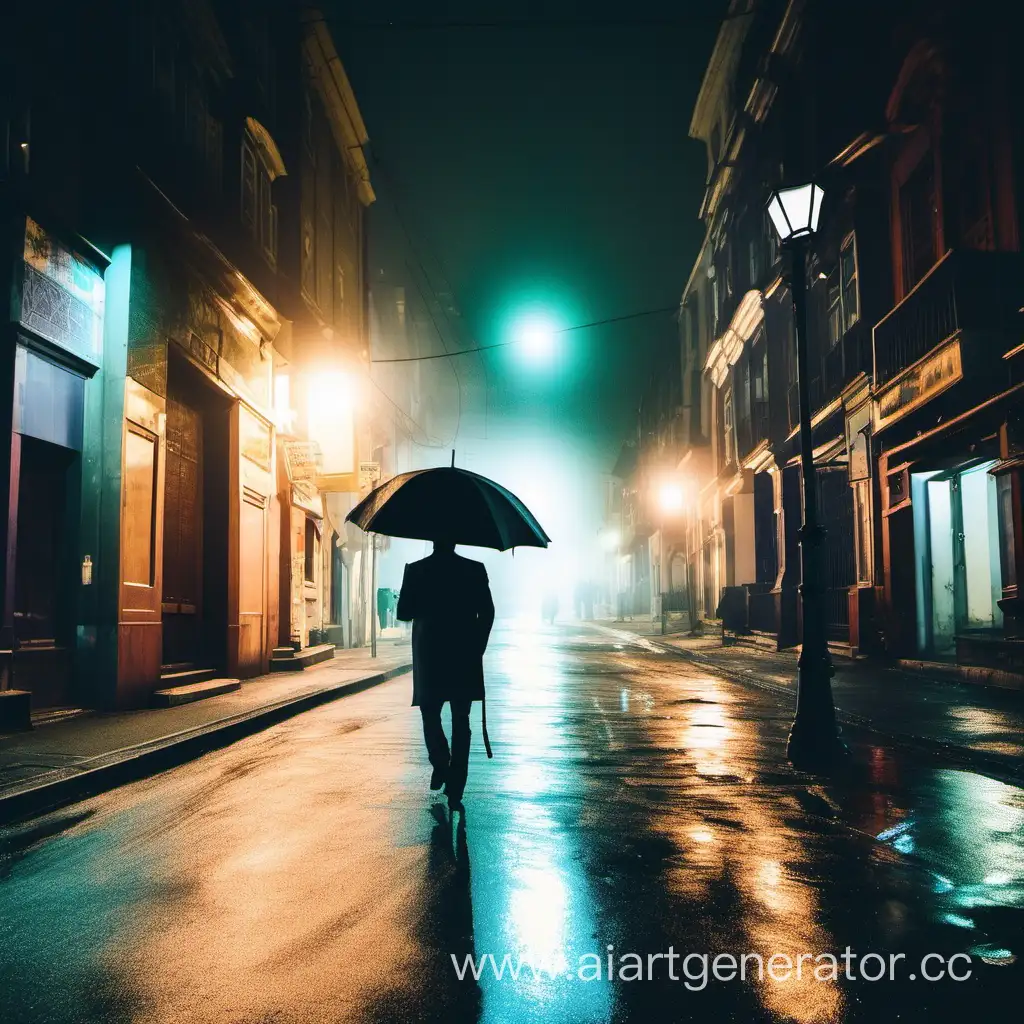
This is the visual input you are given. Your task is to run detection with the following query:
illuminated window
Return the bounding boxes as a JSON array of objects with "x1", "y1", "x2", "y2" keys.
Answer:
[
  {"x1": 853, "y1": 478, "x2": 873, "y2": 583},
  {"x1": 996, "y1": 473, "x2": 1017, "y2": 591},
  {"x1": 723, "y1": 388, "x2": 735, "y2": 467},
  {"x1": 304, "y1": 518, "x2": 317, "y2": 583}
]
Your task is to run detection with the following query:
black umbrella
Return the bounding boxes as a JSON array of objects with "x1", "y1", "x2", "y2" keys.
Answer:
[{"x1": 345, "y1": 455, "x2": 550, "y2": 551}]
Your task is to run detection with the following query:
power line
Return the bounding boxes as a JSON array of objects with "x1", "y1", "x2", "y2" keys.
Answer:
[
  {"x1": 341, "y1": 18, "x2": 698, "y2": 31},
  {"x1": 364, "y1": 370, "x2": 448, "y2": 449},
  {"x1": 370, "y1": 305, "x2": 680, "y2": 364}
]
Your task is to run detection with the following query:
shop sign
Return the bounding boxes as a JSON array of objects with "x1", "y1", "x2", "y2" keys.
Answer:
[
  {"x1": 21, "y1": 217, "x2": 105, "y2": 367},
  {"x1": 283, "y1": 440, "x2": 323, "y2": 482},
  {"x1": 875, "y1": 338, "x2": 962, "y2": 432},
  {"x1": 359, "y1": 461, "x2": 381, "y2": 490},
  {"x1": 846, "y1": 404, "x2": 871, "y2": 482},
  {"x1": 240, "y1": 406, "x2": 272, "y2": 471}
]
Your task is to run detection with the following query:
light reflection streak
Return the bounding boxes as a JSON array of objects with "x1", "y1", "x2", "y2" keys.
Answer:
[
  {"x1": 473, "y1": 629, "x2": 613, "y2": 1023},
  {"x1": 655, "y1": 673, "x2": 844, "y2": 1023}
]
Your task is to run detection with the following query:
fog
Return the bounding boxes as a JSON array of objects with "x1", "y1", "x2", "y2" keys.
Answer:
[{"x1": 375, "y1": 421, "x2": 608, "y2": 623}]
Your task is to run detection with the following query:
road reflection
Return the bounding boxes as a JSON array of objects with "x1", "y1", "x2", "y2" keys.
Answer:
[
  {"x1": 852, "y1": 761, "x2": 1024, "y2": 967},
  {"x1": 0, "y1": 623, "x2": 1022, "y2": 1024},
  {"x1": 471, "y1": 626, "x2": 613, "y2": 1022}
]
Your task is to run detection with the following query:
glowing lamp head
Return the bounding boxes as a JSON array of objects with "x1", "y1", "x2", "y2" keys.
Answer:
[
  {"x1": 766, "y1": 182, "x2": 825, "y2": 243},
  {"x1": 658, "y1": 482, "x2": 685, "y2": 515},
  {"x1": 514, "y1": 314, "x2": 558, "y2": 363}
]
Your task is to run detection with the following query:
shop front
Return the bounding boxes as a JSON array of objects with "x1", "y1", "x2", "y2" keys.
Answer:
[
  {"x1": 1, "y1": 216, "x2": 107, "y2": 715},
  {"x1": 115, "y1": 255, "x2": 280, "y2": 707}
]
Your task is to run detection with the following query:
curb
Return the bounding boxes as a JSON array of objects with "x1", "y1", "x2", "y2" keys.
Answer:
[
  {"x1": 0, "y1": 662, "x2": 412, "y2": 827},
  {"x1": 594, "y1": 624, "x2": 1024, "y2": 787}
]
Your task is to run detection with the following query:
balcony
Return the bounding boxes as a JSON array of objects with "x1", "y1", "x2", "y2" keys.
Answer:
[
  {"x1": 736, "y1": 400, "x2": 770, "y2": 463},
  {"x1": 786, "y1": 320, "x2": 872, "y2": 431},
  {"x1": 815, "y1": 318, "x2": 871, "y2": 408},
  {"x1": 873, "y1": 249, "x2": 1024, "y2": 388}
]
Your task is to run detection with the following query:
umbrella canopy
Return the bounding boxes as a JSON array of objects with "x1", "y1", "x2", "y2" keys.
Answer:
[{"x1": 345, "y1": 466, "x2": 551, "y2": 551}]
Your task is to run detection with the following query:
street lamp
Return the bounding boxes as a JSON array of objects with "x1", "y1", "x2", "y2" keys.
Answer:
[
  {"x1": 766, "y1": 182, "x2": 846, "y2": 771},
  {"x1": 513, "y1": 313, "x2": 559, "y2": 364},
  {"x1": 657, "y1": 481, "x2": 685, "y2": 516}
]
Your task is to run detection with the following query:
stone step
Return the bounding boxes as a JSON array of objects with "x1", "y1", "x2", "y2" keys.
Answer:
[
  {"x1": 270, "y1": 643, "x2": 336, "y2": 672},
  {"x1": 152, "y1": 678, "x2": 241, "y2": 707},
  {"x1": 159, "y1": 667, "x2": 217, "y2": 687}
]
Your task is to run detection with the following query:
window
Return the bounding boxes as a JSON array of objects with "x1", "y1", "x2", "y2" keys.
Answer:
[
  {"x1": 764, "y1": 211, "x2": 778, "y2": 270},
  {"x1": 241, "y1": 133, "x2": 277, "y2": 265},
  {"x1": 827, "y1": 274, "x2": 842, "y2": 348},
  {"x1": 748, "y1": 238, "x2": 761, "y2": 289},
  {"x1": 853, "y1": 478, "x2": 873, "y2": 584},
  {"x1": 826, "y1": 234, "x2": 860, "y2": 347},
  {"x1": 840, "y1": 235, "x2": 859, "y2": 330},
  {"x1": 304, "y1": 518, "x2": 317, "y2": 583},
  {"x1": 887, "y1": 467, "x2": 909, "y2": 511},
  {"x1": 723, "y1": 388, "x2": 735, "y2": 467},
  {"x1": 751, "y1": 339, "x2": 768, "y2": 438},
  {"x1": 996, "y1": 473, "x2": 1017, "y2": 591},
  {"x1": 241, "y1": 141, "x2": 258, "y2": 232},
  {"x1": 900, "y1": 154, "x2": 938, "y2": 292}
]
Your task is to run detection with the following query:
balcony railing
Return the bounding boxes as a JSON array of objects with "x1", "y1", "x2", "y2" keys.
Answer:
[
  {"x1": 873, "y1": 249, "x2": 1024, "y2": 387},
  {"x1": 789, "y1": 320, "x2": 873, "y2": 427},
  {"x1": 818, "y1": 318, "x2": 871, "y2": 406},
  {"x1": 736, "y1": 400, "x2": 771, "y2": 463}
]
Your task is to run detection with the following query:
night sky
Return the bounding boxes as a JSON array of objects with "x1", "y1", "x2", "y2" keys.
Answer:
[{"x1": 329, "y1": 1, "x2": 722, "y2": 467}]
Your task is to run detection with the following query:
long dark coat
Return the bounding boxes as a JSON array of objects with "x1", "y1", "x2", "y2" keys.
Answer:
[{"x1": 396, "y1": 551, "x2": 495, "y2": 706}]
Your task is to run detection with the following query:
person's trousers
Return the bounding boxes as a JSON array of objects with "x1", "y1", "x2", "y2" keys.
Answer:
[{"x1": 420, "y1": 700, "x2": 472, "y2": 800}]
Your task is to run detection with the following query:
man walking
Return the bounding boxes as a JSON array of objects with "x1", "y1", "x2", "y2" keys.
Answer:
[{"x1": 397, "y1": 538, "x2": 495, "y2": 811}]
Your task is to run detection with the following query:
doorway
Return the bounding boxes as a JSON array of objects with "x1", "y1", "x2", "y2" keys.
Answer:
[
  {"x1": 912, "y1": 461, "x2": 1003, "y2": 656},
  {"x1": 13, "y1": 436, "x2": 77, "y2": 707},
  {"x1": 161, "y1": 354, "x2": 229, "y2": 671}
]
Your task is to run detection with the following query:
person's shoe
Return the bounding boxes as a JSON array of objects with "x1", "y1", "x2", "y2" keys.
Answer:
[
  {"x1": 430, "y1": 766, "x2": 447, "y2": 791},
  {"x1": 447, "y1": 795, "x2": 465, "y2": 814}
]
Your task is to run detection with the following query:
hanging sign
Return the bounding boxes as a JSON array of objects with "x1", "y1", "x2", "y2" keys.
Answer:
[
  {"x1": 283, "y1": 440, "x2": 323, "y2": 482},
  {"x1": 359, "y1": 461, "x2": 381, "y2": 490}
]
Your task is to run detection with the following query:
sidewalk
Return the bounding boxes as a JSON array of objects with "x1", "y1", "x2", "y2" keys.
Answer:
[
  {"x1": 0, "y1": 640, "x2": 412, "y2": 824},
  {"x1": 594, "y1": 619, "x2": 1024, "y2": 781}
]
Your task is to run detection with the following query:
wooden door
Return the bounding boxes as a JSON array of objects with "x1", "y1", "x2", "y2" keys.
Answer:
[
  {"x1": 118, "y1": 381, "x2": 166, "y2": 706},
  {"x1": 237, "y1": 486, "x2": 268, "y2": 674},
  {"x1": 162, "y1": 394, "x2": 203, "y2": 665}
]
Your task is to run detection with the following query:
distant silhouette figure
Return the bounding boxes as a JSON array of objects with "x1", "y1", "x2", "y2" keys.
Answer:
[
  {"x1": 541, "y1": 590, "x2": 559, "y2": 625},
  {"x1": 397, "y1": 540, "x2": 495, "y2": 810}
]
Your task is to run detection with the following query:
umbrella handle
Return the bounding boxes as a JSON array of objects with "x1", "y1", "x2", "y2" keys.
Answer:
[{"x1": 481, "y1": 693, "x2": 493, "y2": 759}]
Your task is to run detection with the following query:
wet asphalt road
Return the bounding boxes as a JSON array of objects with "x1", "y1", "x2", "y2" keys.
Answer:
[{"x1": 1, "y1": 622, "x2": 1022, "y2": 1024}]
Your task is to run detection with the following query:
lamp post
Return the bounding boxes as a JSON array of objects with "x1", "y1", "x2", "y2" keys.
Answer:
[{"x1": 766, "y1": 183, "x2": 846, "y2": 770}]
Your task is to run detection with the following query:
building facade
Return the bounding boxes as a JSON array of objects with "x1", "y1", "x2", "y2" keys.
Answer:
[
  {"x1": 0, "y1": 0, "x2": 379, "y2": 722},
  {"x1": 622, "y1": 0, "x2": 1024, "y2": 675}
]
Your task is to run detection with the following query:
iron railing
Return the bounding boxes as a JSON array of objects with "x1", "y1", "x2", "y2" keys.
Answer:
[{"x1": 872, "y1": 249, "x2": 1024, "y2": 387}]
